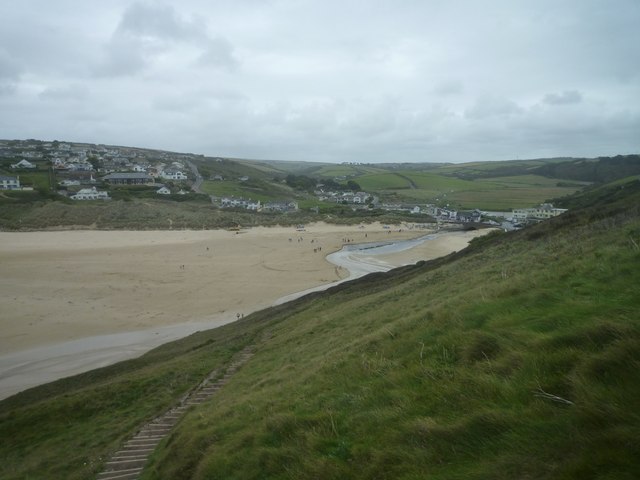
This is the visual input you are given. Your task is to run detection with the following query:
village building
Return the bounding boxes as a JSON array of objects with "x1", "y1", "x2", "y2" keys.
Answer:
[
  {"x1": 512, "y1": 203, "x2": 568, "y2": 222},
  {"x1": 102, "y1": 172, "x2": 154, "y2": 185},
  {"x1": 11, "y1": 159, "x2": 36, "y2": 169},
  {"x1": 70, "y1": 187, "x2": 110, "y2": 200},
  {"x1": 59, "y1": 179, "x2": 81, "y2": 186},
  {"x1": 160, "y1": 170, "x2": 188, "y2": 180},
  {"x1": 156, "y1": 186, "x2": 171, "y2": 195},
  {"x1": 457, "y1": 209, "x2": 483, "y2": 223},
  {"x1": 263, "y1": 201, "x2": 299, "y2": 213},
  {"x1": 220, "y1": 197, "x2": 261, "y2": 211},
  {"x1": 0, "y1": 175, "x2": 20, "y2": 190}
]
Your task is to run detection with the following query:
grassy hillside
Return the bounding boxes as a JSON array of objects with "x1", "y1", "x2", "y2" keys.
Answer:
[
  {"x1": 357, "y1": 171, "x2": 584, "y2": 210},
  {"x1": 1, "y1": 180, "x2": 639, "y2": 479},
  {"x1": 140, "y1": 180, "x2": 640, "y2": 479},
  {"x1": 532, "y1": 155, "x2": 640, "y2": 183}
]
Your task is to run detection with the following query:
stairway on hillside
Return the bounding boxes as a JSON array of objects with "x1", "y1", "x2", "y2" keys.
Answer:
[{"x1": 96, "y1": 346, "x2": 254, "y2": 480}]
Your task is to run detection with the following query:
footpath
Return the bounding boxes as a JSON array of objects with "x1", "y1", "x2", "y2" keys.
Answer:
[{"x1": 96, "y1": 345, "x2": 255, "y2": 480}]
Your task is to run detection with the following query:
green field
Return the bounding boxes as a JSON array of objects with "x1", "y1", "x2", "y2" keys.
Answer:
[
  {"x1": 0, "y1": 167, "x2": 53, "y2": 191},
  {"x1": 199, "y1": 178, "x2": 298, "y2": 203},
  {"x1": 355, "y1": 171, "x2": 584, "y2": 210},
  {"x1": 310, "y1": 164, "x2": 387, "y2": 178},
  {"x1": 356, "y1": 172, "x2": 413, "y2": 190},
  {"x1": 1, "y1": 179, "x2": 639, "y2": 479}
]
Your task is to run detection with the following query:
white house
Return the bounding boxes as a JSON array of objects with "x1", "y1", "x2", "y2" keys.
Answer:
[
  {"x1": 512, "y1": 203, "x2": 568, "y2": 221},
  {"x1": 263, "y1": 201, "x2": 298, "y2": 212},
  {"x1": 156, "y1": 186, "x2": 171, "y2": 195},
  {"x1": 11, "y1": 159, "x2": 36, "y2": 169},
  {"x1": 160, "y1": 171, "x2": 188, "y2": 180},
  {"x1": 70, "y1": 187, "x2": 110, "y2": 200},
  {"x1": 59, "y1": 179, "x2": 81, "y2": 186},
  {"x1": 221, "y1": 197, "x2": 261, "y2": 210},
  {"x1": 0, "y1": 175, "x2": 20, "y2": 190}
]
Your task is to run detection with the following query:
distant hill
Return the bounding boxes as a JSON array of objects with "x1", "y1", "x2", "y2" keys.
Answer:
[
  {"x1": 2, "y1": 177, "x2": 639, "y2": 479},
  {"x1": 532, "y1": 154, "x2": 640, "y2": 183},
  {"x1": 2, "y1": 138, "x2": 638, "y2": 220}
]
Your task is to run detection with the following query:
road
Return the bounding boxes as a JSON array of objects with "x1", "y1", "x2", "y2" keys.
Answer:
[{"x1": 186, "y1": 160, "x2": 204, "y2": 193}]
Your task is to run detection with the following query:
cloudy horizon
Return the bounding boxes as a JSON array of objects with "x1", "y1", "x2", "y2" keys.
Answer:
[{"x1": 1, "y1": 0, "x2": 638, "y2": 163}]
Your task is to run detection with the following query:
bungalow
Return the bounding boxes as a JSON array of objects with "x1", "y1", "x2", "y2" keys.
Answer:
[
  {"x1": 220, "y1": 197, "x2": 261, "y2": 211},
  {"x1": 102, "y1": 172, "x2": 154, "y2": 185},
  {"x1": 263, "y1": 201, "x2": 298, "y2": 213},
  {"x1": 156, "y1": 186, "x2": 171, "y2": 195},
  {"x1": 67, "y1": 162, "x2": 94, "y2": 172},
  {"x1": 11, "y1": 159, "x2": 36, "y2": 169},
  {"x1": 160, "y1": 170, "x2": 188, "y2": 180},
  {"x1": 59, "y1": 179, "x2": 81, "y2": 186},
  {"x1": 70, "y1": 187, "x2": 110, "y2": 200},
  {"x1": 0, "y1": 175, "x2": 20, "y2": 190}
]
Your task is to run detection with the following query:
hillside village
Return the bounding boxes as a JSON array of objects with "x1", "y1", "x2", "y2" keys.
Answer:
[
  {"x1": 1, "y1": 139, "x2": 569, "y2": 228},
  {"x1": 0, "y1": 139, "x2": 198, "y2": 196}
]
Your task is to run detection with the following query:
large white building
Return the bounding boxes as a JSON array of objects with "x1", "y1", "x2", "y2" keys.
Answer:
[
  {"x1": 512, "y1": 203, "x2": 567, "y2": 221},
  {"x1": 70, "y1": 187, "x2": 110, "y2": 200},
  {"x1": 0, "y1": 175, "x2": 20, "y2": 190}
]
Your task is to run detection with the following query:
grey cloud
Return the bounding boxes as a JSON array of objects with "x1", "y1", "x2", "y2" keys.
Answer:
[
  {"x1": 117, "y1": 2, "x2": 206, "y2": 43},
  {"x1": 2, "y1": 0, "x2": 639, "y2": 163},
  {"x1": 0, "y1": 84, "x2": 16, "y2": 96},
  {"x1": 543, "y1": 90, "x2": 583, "y2": 105},
  {"x1": 0, "y1": 49, "x2": 22, "y2": 93},
  {"x1": 197, "y1": 37, "x2": 239, "y2": 70},
  {"x1": 153, "y1": 88, "x2": 246, "y2": 112},
  {"x1": 94, "y1": 35, "x2": 148, "y2": 77},
  {"x1": 39, "y1": 85, "x2": 90, "y2": 101},
  {"x1": 433, "y1": 80, "x2": 463, "y2": 96},
  {"x1": 94, "y1": 2, "x2": 238, "y2": 77},
  {"x1": 464, "y1": 96, "x2": 523, "y2": 119},
  {"x1": 0, "y1": 50, "x2": 22, "y2": 81}
]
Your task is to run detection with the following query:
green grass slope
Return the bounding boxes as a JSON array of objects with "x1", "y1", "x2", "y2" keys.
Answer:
[
  {"x1": 1, "y1": 180, "x2": 639, "y2": 479},
  {"x1": 357, "y1": 170, "x2": 583, "y2": 210},
  {"x1": 139, "y1": 180, "x2": 640, "y2": 479}
]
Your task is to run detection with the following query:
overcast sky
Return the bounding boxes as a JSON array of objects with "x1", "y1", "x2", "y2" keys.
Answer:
[{"x1": 1, "y1": 1, "x2": 638, "y2": 163}]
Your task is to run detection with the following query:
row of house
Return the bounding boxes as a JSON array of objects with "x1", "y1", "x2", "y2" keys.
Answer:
[
  {"x1": 2, "y1": 140, "x2": 194, "y2": 180},
  {"x1": 512, "y1": 204, "x2": 567, "y2": 222},
  {"x1": 65, "y1": 185, "x2": 187, "y2": 200},
  {"x1": 316, "y1": 190, "x2": 374, "y2": 205},
  {"x1": 156, "y1": 186, "x2": 189, "y2": 195},
  {"x1": 219, "y1": 197, "x2": 299, "y2": 212}
]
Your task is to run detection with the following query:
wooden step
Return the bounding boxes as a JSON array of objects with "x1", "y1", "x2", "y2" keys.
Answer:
[
  {"x1": 97, "y1": 345, "x2": 257, "y2": 479},
  {"x1": 97, "y1": 466, "x2": 143, "y2": 479}
]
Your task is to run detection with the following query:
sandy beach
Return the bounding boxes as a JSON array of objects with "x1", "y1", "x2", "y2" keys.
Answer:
[{"x1": 0, "y1": 223, "x2": 488, "y2": 399}]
